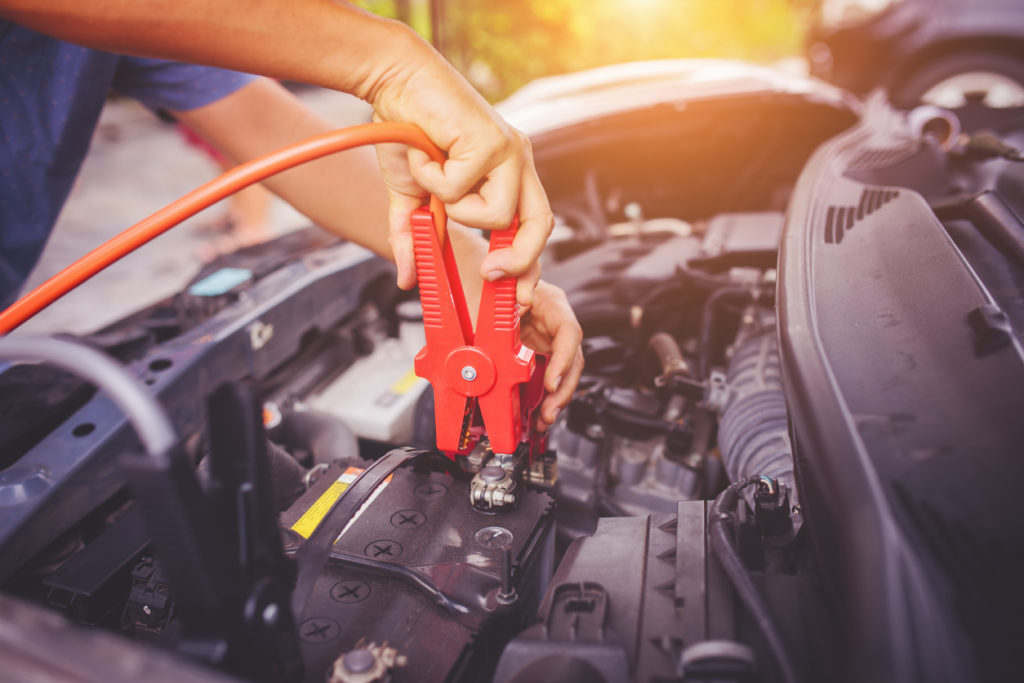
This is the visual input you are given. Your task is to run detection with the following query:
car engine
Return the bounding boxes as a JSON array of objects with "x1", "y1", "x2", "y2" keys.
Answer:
[{"x1": 1, "y1": 62, "x2": 1021, "y2": 683}]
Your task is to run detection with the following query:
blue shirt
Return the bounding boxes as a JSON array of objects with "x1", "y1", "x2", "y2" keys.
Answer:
[{"x1": 0, "y1": 21, "x2": 256, "y2": 306}]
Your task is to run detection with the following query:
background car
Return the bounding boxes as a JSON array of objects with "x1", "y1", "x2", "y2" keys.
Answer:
[{"x1": 808, "y1": 0, "x2": 1024, "y2": 108}]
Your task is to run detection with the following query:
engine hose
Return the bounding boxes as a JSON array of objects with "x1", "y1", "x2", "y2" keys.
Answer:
[
  {"x1": 0, "y1": 122, "x2": 446, "y2": 334},
  {"x1": 679, "y1": 263, "x2": 736, "y2": 290},
  {"x1": 0, "y1": 335, "x2": 175, "y2": 456},
  {"x1": 648, "y1": 331, "x2": 691, "y2": 379},
  {"x1": 718, "y1": 329, "x2": 796, "y2": 509},
  {"x1": 697, "y1": 287, "x2": 755, "y2": 381},
  {"x1": 594, "y1": 444, "x2": 629, "y2": 518},
  {"x1": 273, "y1": 409, "x2": 361, "y2": 466},
  {"x1": 710, "y1": 477, "x2": 799, "y2": 683}
]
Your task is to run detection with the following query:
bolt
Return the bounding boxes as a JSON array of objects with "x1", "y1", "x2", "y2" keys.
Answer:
[
  {"x1": 475, "y1": 526, "x2": 513, "y2": 549},
  {"x1": 142, "y1": 605, "x2": 152, "y2": 616},
  {"x1": 682, "y1": 453, "x2": 703, "y2": 470},
  {"x1": 585, "y1": 423, "x2": 605, "y2": 440},
  {"x1": 480, "y1": 465, "x2": 506, "y2": 483},
  {"x1": 496, "y1": 547, "x2": 518, "y2": 605},
  {"x1": 342, "y1": 648, "x2": 376, "y2": 674},
  {"x1": 461, "y1": 366, "x2": 477, "y2": 381}
]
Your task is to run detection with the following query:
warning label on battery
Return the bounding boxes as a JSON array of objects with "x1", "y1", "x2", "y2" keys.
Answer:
[
  {"x1": 290, "y1": 466, "x2": 391, "y2": 539},
  {"x1": 390, "y1": 367, "x2": 421, "y2": 395}
]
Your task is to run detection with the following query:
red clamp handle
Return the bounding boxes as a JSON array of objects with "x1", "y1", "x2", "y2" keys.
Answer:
[{"x1": 410, "y1": 207, "x2": 537, "y2": 456}]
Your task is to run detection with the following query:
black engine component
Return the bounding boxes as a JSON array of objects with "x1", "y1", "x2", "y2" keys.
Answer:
[
  {"x1": 495, "y1": 502, "x2": 734, "y2": 683},
  {"x1": 779, "y1": 99, "x2": 1024, "y2": 681}
]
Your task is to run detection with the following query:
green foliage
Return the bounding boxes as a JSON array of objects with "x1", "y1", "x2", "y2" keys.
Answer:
[
  {"x1": 442, "y1": 0, "x2": 815, "y2": 100},
  {"x1": 354, "y1": 0, "x2": 433, "y2": 40},
  {"x1": 356, "y1": 0, "x2": 815, "y2": 101}
]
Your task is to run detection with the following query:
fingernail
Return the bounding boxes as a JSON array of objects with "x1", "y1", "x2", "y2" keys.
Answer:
[
  {"x1": 550, "y1": 407, "x2": 561, "y2": 422},
  {"x1": 550, "y1": 375, "x2": 563, "y2": 392},
  {"x1": 486, "y1": 269, "x2": 506, "y2": 281}
]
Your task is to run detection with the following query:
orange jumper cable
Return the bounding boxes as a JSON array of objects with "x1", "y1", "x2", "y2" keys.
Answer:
[{"x1": 0, "y1": 122, "x2": 446, "y2": 334}]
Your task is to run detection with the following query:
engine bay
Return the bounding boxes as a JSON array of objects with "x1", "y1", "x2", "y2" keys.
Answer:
[{"x1": 1, "y1": 67, "x2": 1022, "y2": 682}]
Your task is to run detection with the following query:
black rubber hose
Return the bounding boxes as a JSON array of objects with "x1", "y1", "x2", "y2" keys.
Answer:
[
  {"x1": 697, "y1": 287, "x2": 755, "y2": 381},
  {"x1": 593, "y1": 448, "x2": 628, "y2": 518},
  {"x1": 265, "y1": 440, "x2": 308, "y2": 511},
  {"x1": 678, "y1": 263, "x2": 736, "y2": 290},
  {"x1": 709, "y1": 477, "x2": 799, "y2": 683}
]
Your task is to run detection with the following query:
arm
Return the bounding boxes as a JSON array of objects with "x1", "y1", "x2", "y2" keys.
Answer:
[
  {"x1": 176, "y1": 79, "x2": 581, "y2": 426},
  {"x1": 172, "y1": 79, "x2": 488, "y2": 306},
  {"x1": 0, "y1": 0, "x2": 553, "y2": 304}
]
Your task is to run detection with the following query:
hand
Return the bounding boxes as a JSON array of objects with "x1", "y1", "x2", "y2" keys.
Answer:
[
  {"x1": 370, "y1": 34, "x2": 553, "y2": 306},
  {"x1": 519, "y1": 280, "x2": 584, "y2": 430}
]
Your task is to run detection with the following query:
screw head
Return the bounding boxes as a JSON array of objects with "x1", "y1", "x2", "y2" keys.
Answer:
[
  {"x1": 480, "y1": 465, "x2": 506, "y2": 483},
  {"x1": 343, "y1": 648, "x2": 376, "y2": 674},
  {"x1": 475, "y1": 526, "x2": 514, "y2": 549},
  {"x1": 461, "y1": 366, "x2": 477, "y2": 381}
]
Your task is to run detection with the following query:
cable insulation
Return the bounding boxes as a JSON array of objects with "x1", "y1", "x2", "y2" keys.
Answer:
[
  {"x1": 0, "y1": 122, "x2": 446, "y2": 334},
  {"x1": 0, "y1": 335, "x2": 176, "y2": 455},
  {"x1": 709, "y1": 476, "x2": 799, "y2": 683}
]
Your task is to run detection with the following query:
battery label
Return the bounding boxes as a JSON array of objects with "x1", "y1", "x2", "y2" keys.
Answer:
[
  {"x1": 390, "y1": 367, "x2": 421, "y2": 395},
  {"x1": 290, "y1": 466, "x2": 391, "y2": 540}
]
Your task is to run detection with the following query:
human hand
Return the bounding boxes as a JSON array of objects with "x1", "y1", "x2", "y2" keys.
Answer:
[
  {"x1": 519, "y1": 280, "x2": 584, "y2": 430},
  {"x1": 370, "y1": 33, "x2": 552, "y2": 306}
]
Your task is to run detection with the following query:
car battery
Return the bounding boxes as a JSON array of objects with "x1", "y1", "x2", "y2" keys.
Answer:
[
  {"x1": 279, "y1": 459, "x2": 555, "y2": 683},
  {"x1": 306, "y1": 323, "x2": 429, "y2": 444}
]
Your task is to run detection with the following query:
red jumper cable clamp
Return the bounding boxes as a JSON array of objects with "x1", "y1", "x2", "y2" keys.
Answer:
[{"x1": 410, "y1": 206, "x2": 547, "y2": 508}]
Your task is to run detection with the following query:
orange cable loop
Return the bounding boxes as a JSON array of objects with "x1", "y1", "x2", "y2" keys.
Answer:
[{"x1": 0, "y1": 122, "x2": 447, "y2": 334}]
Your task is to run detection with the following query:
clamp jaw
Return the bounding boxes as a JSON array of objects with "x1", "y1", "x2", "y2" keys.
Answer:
[{"x1": 410, "y1": 207, "x2": 549, "y2": 508}]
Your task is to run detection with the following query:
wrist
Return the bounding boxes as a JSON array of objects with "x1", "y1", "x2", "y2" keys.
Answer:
[{"x1": 341, "y1": 13, "x2": 433, "y2": 107}]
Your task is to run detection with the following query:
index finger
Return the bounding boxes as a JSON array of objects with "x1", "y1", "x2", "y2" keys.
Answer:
[{"x1": 479, "y1": 163, "x2": 553, "y2": 292}]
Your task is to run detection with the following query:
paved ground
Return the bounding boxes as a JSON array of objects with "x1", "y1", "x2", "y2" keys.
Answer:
[{"x1": 17, "y1": 87, "x2": 372, "y2": 336}]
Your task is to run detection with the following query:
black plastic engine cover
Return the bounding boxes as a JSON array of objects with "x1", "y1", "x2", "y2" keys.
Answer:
[
  {"x1": 494, "y1": 502, "x2": 730, "y2": 683},
  {"x1": 280, "y1": 461, "x2": 555, "y2": 683},
  {"x1": 778, "y1": 99, "x2": 1024, "y2": 682}
]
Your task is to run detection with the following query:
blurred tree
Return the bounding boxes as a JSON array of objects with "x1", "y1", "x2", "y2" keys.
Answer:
[
  {"x1": 356, "y1": 0, "x2": 816, "y2": 101},
  {"x1": 354, "y1": 0, "x2": 433, "y2": 40},
  {"x1": 445, "y1": 0, "x2": 816, "y2": 100}
]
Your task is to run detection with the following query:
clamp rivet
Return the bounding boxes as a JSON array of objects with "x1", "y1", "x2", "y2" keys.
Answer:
[{"x1": 461, "y1": 366, "x2": 477, "y2": 381}]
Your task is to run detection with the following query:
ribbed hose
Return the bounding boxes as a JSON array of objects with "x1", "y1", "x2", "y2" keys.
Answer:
[{"x1": 717, "y1": 328, "x2": 796, "y2": 507}]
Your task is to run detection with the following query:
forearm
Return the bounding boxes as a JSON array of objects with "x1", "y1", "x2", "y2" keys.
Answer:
[
  {"x1": 3, "y1": 1, "x2": 552, "y2": 295},
  {"x1": 176, "y1": 80, "x2": 393, "y2": 255},
  {"x1": 175, "y1": 78, "x2": 488, "y2": 313},
  {"x1": 0, "y1": 0, "x2": 420, "y2": 103}
]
